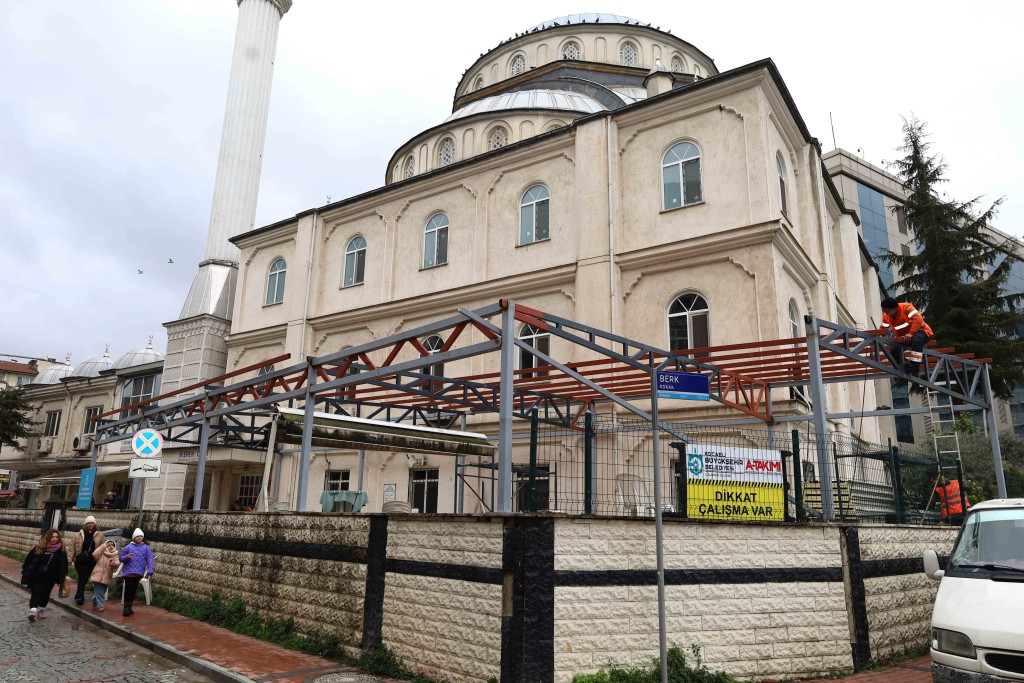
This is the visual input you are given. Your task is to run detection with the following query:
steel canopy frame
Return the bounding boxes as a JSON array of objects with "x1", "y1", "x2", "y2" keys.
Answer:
[{"x1": 92, "y1": 301, "x2": 1006, "y2": 515}]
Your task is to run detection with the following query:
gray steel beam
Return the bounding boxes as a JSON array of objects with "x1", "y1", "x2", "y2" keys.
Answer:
[
  {"x1": 982, "y1": 365, "x2": 1008, "y2": 498},
  {"x1": 193, "y1": 411, "x2": 210, "y2": 511},
  {"x1": 297, "y1": 365, "x2": 315, "y2": 512},
  {"x1": 805, "y1": 316, "x2": 835, "y2": 521},
  {"x1": 496, "y1": 302, "x2": 515, "y2": 512}
]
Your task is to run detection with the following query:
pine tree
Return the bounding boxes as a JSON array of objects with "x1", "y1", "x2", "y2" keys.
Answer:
[
  {"x1": 0, "y1": 386, "x2": 37, "y2": 451},
  {"x1": 885, "y1": 115, "x2": 1024, "y2": 399}
]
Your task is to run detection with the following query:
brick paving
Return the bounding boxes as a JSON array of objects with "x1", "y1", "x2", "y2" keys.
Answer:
[
  {"x1": 800, "y1": 655, "x2": 933, "y2": 682},
  {"x1": 0, "y1": 576, "x2": 212, "y2": 683}
]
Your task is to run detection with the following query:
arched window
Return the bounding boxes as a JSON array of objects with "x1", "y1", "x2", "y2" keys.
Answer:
[
  {"x1": 423, "y1": 213, "x2": 449, "y2": 268},
  {"x1": 519, "y1": 324, "x2": 550, "y2": 377},
  {"x1": 403, "y1": 155, "x2": 415, "y2": 179},
  {"x1": 510, "y1": 54, "x2": 526, "y2": 77},
  {"x1": 670, "y1": 55, "x2": 684, "y2": 72},
  {"x1": 562, "y1": 41, "x2": 581, "y2": 60},
  {"x1": 620, "y1": 41, "x2": 639, "y2": 67},
  {"x1": 788, "y1": 298, "x2": 801, "y2": 338},
  {"x1": 344, "y1": 235, "x2": 367, "y2": 287},
  {"x1": 265, "y1": 258, "x2": 286, "y2": 306},
  {"x1": 423, "y1": 334, "x2": 445, "y2": 386},
  {"x1": 438, "y1": 138, "x2": 455, "y2": 167},
  {"x1": 488, "y1": 126, "x2": 508, "y2": 151},
  {"x1": 474, "y1": 76, "x2": 484, "y2": 91},
  {"x1": 776, "y1": 152, "x2": 789, "y2": 215},
  {"x1": 668, "y1": 293, "x2": 710, "y2": 351},
  {"x1": 662, "y1": 141, "x2": 703, "y2": 209},
  {"x1": 519, "y1": 184, "x2": 550, "y2": 245}
]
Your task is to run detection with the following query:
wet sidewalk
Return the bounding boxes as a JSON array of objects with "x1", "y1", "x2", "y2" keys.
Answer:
[
  {"x1": 800, "y1": 655, "x2": 933, "y2": 682},
  {"x1": 0, "y1": 554, "x2": 396, "y2": 683}
]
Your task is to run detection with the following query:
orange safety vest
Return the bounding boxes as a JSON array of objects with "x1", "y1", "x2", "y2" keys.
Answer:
[
  {"x1": 935, "y1": 480, "x2": 970, "y2": 518},
  {"x1": 882, "y1": 302, "x2": 933, "y2": 338}
]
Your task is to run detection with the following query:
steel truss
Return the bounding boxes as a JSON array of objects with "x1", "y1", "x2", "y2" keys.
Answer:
[{"x1": 91, "y1": 301, "x2": 1006, "y2": 516}]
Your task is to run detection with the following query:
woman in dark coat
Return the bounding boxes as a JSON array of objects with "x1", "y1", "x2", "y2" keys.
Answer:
[{"x1": 21, "y1": 529, "x2": 69, "y2": 622}]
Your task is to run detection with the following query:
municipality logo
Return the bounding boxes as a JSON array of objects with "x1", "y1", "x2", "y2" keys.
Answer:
[{"x1": 687, "y1": 452, "x2": 704, "y2": 477}]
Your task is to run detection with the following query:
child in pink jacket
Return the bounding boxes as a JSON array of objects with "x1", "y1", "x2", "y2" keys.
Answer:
[{"x1": 89, "y1": 540, "x2": 120, "y2": 612}]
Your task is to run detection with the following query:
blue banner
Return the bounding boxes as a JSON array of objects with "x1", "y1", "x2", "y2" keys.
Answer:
[
  {"x1": 76, "y1": 467, "x2": 97, "y2": 509},
  {"x1": 656, "y1": 370, "x2": 710, "y2": 401}
]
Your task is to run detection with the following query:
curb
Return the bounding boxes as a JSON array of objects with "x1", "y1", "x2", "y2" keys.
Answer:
[{"x1": 0, "y1": 572, "x2": 252, "y2": 683}]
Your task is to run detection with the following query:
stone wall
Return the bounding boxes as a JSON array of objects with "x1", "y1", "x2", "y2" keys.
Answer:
[
  {"x1": 856, "y1": 525, "x2": 957, "y2": 660},
  {"x1": 553, "y1": 519, "x2": 850, "y2": 682},
  {"x1": 382, "y1": 517, "x2": 503, "y2": 683},
  {"x1": 0, "y1": 509, "x2": 958, "y2": 682}
]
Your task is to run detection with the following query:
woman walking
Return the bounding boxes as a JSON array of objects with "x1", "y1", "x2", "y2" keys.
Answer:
[
  {"x1": 118, "y1": 528, "x2": 154, "y2": 617},
  {"x1": 20, "y1": 529, "x2": 69, "y2": 622},
  {"x1": 89, "y1": 539, "x2": 120, "y2": 612},
  {"x1": 69, "y1": 515, "x2": 106, "y2": 605}
]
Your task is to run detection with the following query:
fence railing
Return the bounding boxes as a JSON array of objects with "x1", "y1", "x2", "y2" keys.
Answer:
[{"x1": 516, "y1": 412, "x2": 959, "y2": 525}]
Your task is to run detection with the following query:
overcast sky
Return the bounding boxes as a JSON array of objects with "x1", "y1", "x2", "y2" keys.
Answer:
[{"x1": 2, "y1": 1, "x2": 1021, "y2": 367}]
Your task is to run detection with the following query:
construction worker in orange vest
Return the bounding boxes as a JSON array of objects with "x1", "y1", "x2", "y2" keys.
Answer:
[
  {"x1": 880, "y1": 297, "x2": 934, "y2": 376},
  {"x1": 934, "y1": 475, "x2": 970, "y2": 525}
]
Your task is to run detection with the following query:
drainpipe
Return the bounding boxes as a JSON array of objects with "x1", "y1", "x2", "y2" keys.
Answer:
[
  {"x1": 606, "y1": 116, "x2": 617, "y2": 335},
  {"x1": 298, "y1": 210, "x2": 318, "y2": 357}
]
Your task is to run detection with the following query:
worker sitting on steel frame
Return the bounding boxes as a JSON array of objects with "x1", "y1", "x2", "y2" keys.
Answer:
[{"x1": 880, "y1": 296, "x2": 934, "y2": 376}]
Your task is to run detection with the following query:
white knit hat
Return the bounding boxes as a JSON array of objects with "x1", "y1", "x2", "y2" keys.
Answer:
[
  {"x1": 132, "y1": 528, "x2": 144, "y2": 539},
  {"x1": 84, "y1": 516, "x2": 96, "y2": 525}
]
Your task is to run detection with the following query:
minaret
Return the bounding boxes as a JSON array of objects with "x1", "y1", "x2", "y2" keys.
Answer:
[{"x1": 162, "y1": 0, "x2": 292, "y2": 394}]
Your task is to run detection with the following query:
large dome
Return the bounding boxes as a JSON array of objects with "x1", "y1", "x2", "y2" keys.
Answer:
[
  {"x1": 71, "y1": 348, "x2": 115, "y2": 378},
  {"x1": 113, "y1": 338, "x2": 164, "y2": 370},
  {"x1": 444, "y1": 89, "x2": 605, "y2": 123},
  {"x1": 525, "y1": 14, "x2": 648, "y2": 32},
  {"x1": 32, "y1": 359, "x2": 73, "y2": 385}
]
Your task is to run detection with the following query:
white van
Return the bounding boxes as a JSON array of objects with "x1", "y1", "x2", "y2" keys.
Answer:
[{"x1": 923, "y1": 498, "x2": 1024, "y2": 682}]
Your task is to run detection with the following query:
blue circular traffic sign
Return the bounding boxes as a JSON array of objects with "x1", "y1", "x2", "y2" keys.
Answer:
[{"x1": 132, "y1": 429, "x2": 163, "y2": 458}]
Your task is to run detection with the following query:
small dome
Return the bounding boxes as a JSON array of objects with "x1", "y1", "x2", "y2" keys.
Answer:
[
  {"x1": 71, "y1": 348, "x2": 115, "y2": 378},
  {"x1": 526, "y1": 14, "x2": 648, "y2": 32},
  {"x1": 444, "y1": 89, "x2": 606, "y2": 123},
  {"x1": 32, "y1": 358, "x2": 73, "y2": 385},
  {"x1": 113, "y1": 338, "x2": 164, "y2": 370}
]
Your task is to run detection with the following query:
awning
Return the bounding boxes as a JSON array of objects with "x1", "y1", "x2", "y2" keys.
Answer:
[
  {"x1": 20, "y1": 465, "x2": 129, "y2": 488},
  {"x1": 274, "y1": 406, "x2": 495, "y2": 457}
]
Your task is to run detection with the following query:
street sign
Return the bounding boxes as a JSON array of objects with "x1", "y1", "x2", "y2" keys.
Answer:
[
  {"x1": 655, "y1": 370, "x2": 710, "y2": 401},
  {"x1": 131, "y1": 429, "x2": 164, "y2": 458},
  {"x1": 129, "y1": 458, "x2": 162, "y2": 479},
  {"x1": 76, "y1": 467, "x2": 97, "y2": 509}
]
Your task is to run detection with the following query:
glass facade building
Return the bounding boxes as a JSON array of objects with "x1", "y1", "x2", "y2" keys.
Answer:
[{"x1": 856, "y1": 183, "x2": 893, "y2": 290}]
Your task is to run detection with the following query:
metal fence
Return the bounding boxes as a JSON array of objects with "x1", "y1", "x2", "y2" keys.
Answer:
[{"x1": 515, "y1": 413, "x2": 959, "y2": 524}]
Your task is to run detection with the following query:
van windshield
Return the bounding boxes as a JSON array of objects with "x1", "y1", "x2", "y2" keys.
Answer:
[{"x1": 948, "y1": 508, "x2": 1024, "y2": 573}]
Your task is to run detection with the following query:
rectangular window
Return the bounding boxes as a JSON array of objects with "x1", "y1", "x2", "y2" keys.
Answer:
[
  {"x1": 682, "y1": 159, "x2": 702, "y2": 205},
  {"x1": 662, "y1": 165, "x2": 682, "y2": 209},
  {"x1": 535, "y1": 200, "x2": 550, "y2": 241},
  {"x1": 83, "y1": 406, "x2": 103, "y2": 435},
  {"x1": 519, "y1": 333, "x2": 551, "y2": 377},
  {"x1": 325, "y1": 469, "x2": 350, "y2": 492},
  {"x1": 120, "y1": 373, "x2": 162, "y2": 418},
  {"x1": 410, "y1": 468, "x2": 439, "y2": 513},
  {"x1": 44, "y1": 410, "x2": 61, "y2": 437},
  {"x1": 515, "y1": 464, "x2": 552, "y2": 512},
  {"x1": 896, "y1": 206, "x2": 908, "y2": 234},
  {"x1": 344, "y1": 250, "x2": 365, "y2": 287},
  {"x1": 235, "y1": 474, "x2": 262, "y2": 510}
]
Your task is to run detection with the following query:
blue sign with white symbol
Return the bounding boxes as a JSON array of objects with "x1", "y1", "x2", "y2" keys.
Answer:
[
  {"x1": 656, "y1": 371, "x2": 710, "y2": 401},
  {"x1": 76, "y1": 467, "x2": 97, "y2": 509},
  {"x1": 131, "y1": 429, "x2": 163, "y2": 458}
]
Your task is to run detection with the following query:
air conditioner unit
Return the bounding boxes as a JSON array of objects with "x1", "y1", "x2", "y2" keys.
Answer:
[
  {"x1": 72, "y1": 434, "x2": 94, "y2": 452},
  {"x1": 36, "y1": 437, "x2": 53, "y2": 455}
]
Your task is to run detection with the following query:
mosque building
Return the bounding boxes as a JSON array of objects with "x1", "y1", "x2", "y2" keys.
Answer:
[{"x1": 4, "y1": 11, "x2": 1016, "y2": 512}]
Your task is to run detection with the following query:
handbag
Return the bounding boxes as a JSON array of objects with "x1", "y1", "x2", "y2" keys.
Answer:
[{"x1": 59, "y1": 576, "x2": 71, "y2": 598}]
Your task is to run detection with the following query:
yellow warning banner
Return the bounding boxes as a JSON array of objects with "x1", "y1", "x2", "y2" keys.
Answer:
[{"x1": 687, "y1": 479, "x2": 784, "y2": 521}]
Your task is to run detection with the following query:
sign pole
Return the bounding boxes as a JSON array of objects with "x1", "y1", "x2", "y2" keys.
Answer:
[
  {"x1": 136, "y1": 478, "x2": 146, "y2": 532},
  {"x1": 650, "y1": 370, "x2": 668, "y2": 683}
]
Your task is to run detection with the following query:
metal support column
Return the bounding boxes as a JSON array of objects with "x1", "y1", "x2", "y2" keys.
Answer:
[
  {"x1": 584, "y1": 411, "x2": 594, "y2": 515},
  {"x1": 982, "y1": 365, "x2": 1008, "y2": 498},
  {"x1": 649, "y1": 370, "x2": 668, "y2": 683},
  {"x1": 192, "y1": 410, "x2": 210, "y2": 511},
  {"x1": 528, "y1": 408, "x2": 539, "y2": 513},
  {"x1": 297, "y1": 365, "x2": 316, "y2": 512},
  {"x1": 496, "y1": 301, "x2": 516, "y2": 512},
  {"x1": 89, "y1": 443, "x2": 100, "y2": 469},
  {"x1": 804, "y1": 316, "x2": 835, "y2": 521}
]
